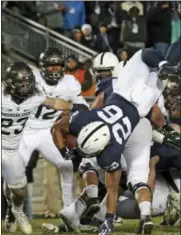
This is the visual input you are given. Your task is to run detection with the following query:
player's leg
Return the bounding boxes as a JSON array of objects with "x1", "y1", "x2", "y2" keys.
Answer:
[
  {"x1": 113, "y1": 49, "x2": 151, "y2": 104},
  {"x1": 141, "y1": 48, "x2": 165, "y2": 68},
  {"x1": 112, "y1": 49, "x2": 167, "y2": 117},
  {"x1": 116, "y1": 174, "x2": 171, "y2": 219},
  {"x1": 3, "y1": 182, "x2": 17, "y2": 232},
  {"x1": 79, "y1": 160, "x2": 101, "y2": 222},
  {"x1": 141, "y1": 37, "x2": 181, "y2": 67},
  {"x1": 59, "y1": 158, "x2": 101, "y2": 233},
  {"x1": 19, "y1": 131, "x2": 39, "y2": 167},
  {"x1": 141, "y1": 41, "x2": 181, "y2": 80},
  {"x1": 124, "y1": 118, "x2": 154, "y2": 234},
  {"x1": 137, "y1": 71, "x2": 167, "y2": 117},
  {"x1": 37, "y1": 129, "x2": 74, "y2": 207},
  {"x1": 2, "y1": 149, "x2": 32, "y2": 234}
]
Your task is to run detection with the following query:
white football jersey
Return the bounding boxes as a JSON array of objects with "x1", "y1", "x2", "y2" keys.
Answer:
[
  {"x1": 2, "y1": 86, "x2": 46, "y2": 150},
  {"x1": 26, "y1": 70, "x2": 89, "y2": 130}
]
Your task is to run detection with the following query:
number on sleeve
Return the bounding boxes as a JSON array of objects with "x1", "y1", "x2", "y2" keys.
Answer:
[{"x1": 97, "y1": 105, "x2": 132, "y2": 145}]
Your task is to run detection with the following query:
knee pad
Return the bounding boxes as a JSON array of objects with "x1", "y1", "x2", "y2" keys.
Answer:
[
  {"x1": 128, "y1": 182, "x2": 151, "y2": 198},
  {"x1": 79, "y1": 162, "x2": 98, "y2": 178},
  {"x1": 8, "y1": 177, "x2": 27, "y2": 190}
]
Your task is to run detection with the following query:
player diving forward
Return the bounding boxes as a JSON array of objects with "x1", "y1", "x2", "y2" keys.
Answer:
[
  {"x1": 2, "y1": 62, "x2": 73, "y2": 234},
  {"x1": 44, "y1": 50, "x2": 179, "y2": 235}
]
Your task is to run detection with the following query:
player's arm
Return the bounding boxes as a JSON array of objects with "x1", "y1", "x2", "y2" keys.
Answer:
[
  {"x1": 51, "y1": 115, "x2": 70, "y2": 147},
  {"x1": 90, "y1": 92, "x2": 105, "y2": 110},
  {"x1": 71, "y1": 95, "x2": 90, "y2": 112},
  {"x1": 64, "y1": 75, "x2": 90, "y2": 112},
  {"x1": 51, "y1": 115, "x2": 76, "y2": 160},
  {"x1": 147, "y1": 103, "x2": 165, "y2": 129},
  {"x1": 43, "y1": 96, "x2": 73, "y2": 111}
]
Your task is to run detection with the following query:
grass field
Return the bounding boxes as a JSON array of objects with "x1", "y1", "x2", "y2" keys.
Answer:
[{"x1": 2, "y1": 217, "x2": 180, "y2": 235}]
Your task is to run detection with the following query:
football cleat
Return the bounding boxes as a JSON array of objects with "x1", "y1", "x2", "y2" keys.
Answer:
[
  {"x1": 59, "y1": 205, "x2": 80, "y2": 233},
  {"x1": 5, "y1": 205, "x2": 17, "y2": 232},
  {"x1": 12, "y1": 207, "x2": 32, "y2": 234},
  {"x1": 137, "y1": 216, "x2": 154, "y2": 234}
]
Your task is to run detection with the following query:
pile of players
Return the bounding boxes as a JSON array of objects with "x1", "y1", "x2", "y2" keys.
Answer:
[{"x1": 2, "y1": 39, "x2": 180, "y2": 235}]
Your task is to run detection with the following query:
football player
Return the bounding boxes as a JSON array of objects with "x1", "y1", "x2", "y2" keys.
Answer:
[
  {"x1": 48, "y1": 51, "x2": 171, "y2": 235},
  {"x1": 18, "y1": 48, "x2": 89, "y2": 208},
  {"x1": 76, "y1": 53, "x2": 154, "y2": 234},
  {"x1": 2, "y1": 61, "x2": 75, "y2": 234}
]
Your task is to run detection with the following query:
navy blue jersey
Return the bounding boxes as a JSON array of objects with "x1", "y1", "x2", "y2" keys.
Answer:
[
  {"x1": 70, "y1": 93, "x2": 140, "y2": 172},
  {"x1": 151, "y1": 142, "x2": 181, "y2": 171}
]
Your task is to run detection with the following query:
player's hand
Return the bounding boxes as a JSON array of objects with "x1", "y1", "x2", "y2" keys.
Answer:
[
  {"x1": 161, "y1": 125, "x2": 180, "y2": 151},
  {"x1": 98, "y1": 220, "x2": 113, "y2": 235},
  {"x1": 158, "y1": 63, "x2": 181, "y2": 82}
]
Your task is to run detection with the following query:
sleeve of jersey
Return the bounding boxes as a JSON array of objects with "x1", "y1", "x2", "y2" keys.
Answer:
[
  {"x1": 97, "y1": 142, "x2": 122, "y2": 172},
  {"x1": 33, "y1": 84, "x2": 46, "y2": 106},
  {"x1": 66, "y1": 75, "x2": 90, "y2": 111}
]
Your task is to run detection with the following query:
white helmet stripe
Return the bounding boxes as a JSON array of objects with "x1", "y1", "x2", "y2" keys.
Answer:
[{"x1": 80, "y1": 123, "x2": 106, "y2": 148}]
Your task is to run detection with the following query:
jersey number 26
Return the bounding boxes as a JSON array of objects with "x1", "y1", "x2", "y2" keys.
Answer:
[{"x1": 97, "y1": 105, "x2": 131, "y2": 145}]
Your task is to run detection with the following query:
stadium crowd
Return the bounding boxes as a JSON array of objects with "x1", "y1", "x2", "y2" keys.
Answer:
[
  {"x1": 2, "y1": 1, "x2": 181, "y2": 54},
  {"x1": 1, "y1": 1, "x2": 181, "y2": 235},
  {"x1": 2, "y1": 1, "x2": 181, "y2": 96}
]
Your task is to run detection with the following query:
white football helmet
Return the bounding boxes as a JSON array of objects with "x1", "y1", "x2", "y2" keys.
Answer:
[
  {"x1": 93, "y1": 52, "x2": 119, "y2": 71},
  {"x1": 77, "y1": 121, "x2": 111, "y2": 158}
]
